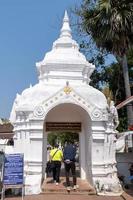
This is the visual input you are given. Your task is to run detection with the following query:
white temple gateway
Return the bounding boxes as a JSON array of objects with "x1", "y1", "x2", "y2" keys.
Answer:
[{"x1": 10, "y1": 11, "x2": 122, "y2": 195}]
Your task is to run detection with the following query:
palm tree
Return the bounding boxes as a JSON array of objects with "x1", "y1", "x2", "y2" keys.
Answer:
[{"x1": 77, "y1": 0, "x2": 133, "y2": 126}]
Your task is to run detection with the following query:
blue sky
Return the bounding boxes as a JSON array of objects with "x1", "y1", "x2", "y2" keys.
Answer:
[{"x1": 0, "y1": 0, "x2": 82, "y2": 119}]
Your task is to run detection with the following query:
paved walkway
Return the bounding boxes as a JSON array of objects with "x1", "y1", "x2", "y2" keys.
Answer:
[
  {"x1": 3, "y1": 188, "x2": 133, "y2": 200},
  {"x1": 40, "y1": 175, "x2": 133, "y2": 200},
  {"x1": 122, "y1": 192, "x2": 133, "y2": 200},
  {"x1": 42, "y1": 177, "x2": 96, "y2": 194},
  {"x1": 3, "y1": 175, "x2": 133, "y2": 200},
  {"x1": 122, "y1": 187, "x2": 133, "y2": 200},
  {"x1": 3, "y1": 193, "x2": 132, "y2": 200}
]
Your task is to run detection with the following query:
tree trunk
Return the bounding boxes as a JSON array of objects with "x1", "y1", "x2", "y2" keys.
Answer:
[{"x1": 121, "y1": 54, "x2": 133, "y2": 126}]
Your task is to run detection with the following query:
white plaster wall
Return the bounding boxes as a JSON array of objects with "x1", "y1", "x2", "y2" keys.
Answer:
[
  {"x1": 91, "y1": 122, "x2": 105, "y2": 165},
  {"x1": 81, "y1": 114, "x2": 92, "y2": 182},
  {"x1": 92, "y1": 139, "x2": 104, "y2": 165},
  {"x1": 29, "y1": 139, "x2": 42, "y2": 161},
  {"x1": 42, "y1": 132, "x2": 47, "y2": 178},
  {"x1": 13, "y1": 122, "x2": 43, "y2": 162},
  {"x1": 12, "y1": 100, "x2": 122, "y2": 195},
  {"x1": 91, "y1": 121, "x2": 117, "y2": 179}
]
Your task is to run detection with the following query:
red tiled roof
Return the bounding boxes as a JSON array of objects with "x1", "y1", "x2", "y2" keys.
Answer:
[{"x1": 0, "y1": 123, "x2": 14, "y2": 139}]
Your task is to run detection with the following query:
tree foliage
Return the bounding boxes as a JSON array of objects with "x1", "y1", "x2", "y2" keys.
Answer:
[
  {"x1": 47, "y1": 132, "x2": 79, "y2": 147},
  {"x1": 78, "y1": 0, "x2": 133, "y2": 55},
  {"x1": 74, "y1": 0, "x2": 133, "y2": 126},
  {"x1": 100, "y1": 49, "x2": 133, "y2": 130}
]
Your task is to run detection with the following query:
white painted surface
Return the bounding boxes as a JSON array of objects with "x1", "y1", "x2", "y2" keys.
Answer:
[{"x1": 10, "y1": 11, "x2": 122, "y2": 195}]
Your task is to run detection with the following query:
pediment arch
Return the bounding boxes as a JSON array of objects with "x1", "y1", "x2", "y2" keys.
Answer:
[{"x1": 33, "y1": 87, "x2": 107, "y2": 121}]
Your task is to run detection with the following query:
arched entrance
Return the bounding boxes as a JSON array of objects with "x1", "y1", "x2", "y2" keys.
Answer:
[
  {"x1": 42, "y1": 103, "x2": 93, "y2": 184},
  {"x1": 10, "y1": 11, "x2": 122, "y2": 195}
]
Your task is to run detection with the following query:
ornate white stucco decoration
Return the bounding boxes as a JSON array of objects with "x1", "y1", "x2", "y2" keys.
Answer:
[
  {"x1": 63, "y1": 81, "x2": 72, "y2": 95},
  {"x1": 91, "y1": 108, "x2": 103, "y2": 120},
  {"x1": 31, "y1": 82, "x2": 108, "y2": 121},
  {"x1": 36, "y1": 11, "x2": 95, "y2": 84},
  {"x1": 106, "y1": 100, "x2": 119, "y2": 134},
  {"x1": 34, "y1": 105, "x2": 45, "y2": 118},
  {"x1": 9, "y1": 11, "x2": 122, "y2": 196},
  {"x1": 10, "y1": 11, "x2": 107, "y2": 123}
]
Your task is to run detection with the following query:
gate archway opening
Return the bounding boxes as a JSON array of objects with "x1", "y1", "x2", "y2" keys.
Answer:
[
  {"x1": 47, "y1": 131, "x2": 80, "y2": 178},
  {"x1": 42, "y1": 103, "x2": 93, "y2": 183}
]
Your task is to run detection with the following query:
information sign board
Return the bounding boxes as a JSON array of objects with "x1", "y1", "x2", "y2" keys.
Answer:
[{"x1": 3, "y1": 154, "x2": 24, "y2": 185}]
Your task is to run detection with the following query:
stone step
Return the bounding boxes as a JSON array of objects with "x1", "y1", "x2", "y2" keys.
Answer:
[
  {"x1": 42, "y1": 192, "x2": 95, "y2": 195},
  {"x1": 41, "y1": 177, "x2": 96, "y2": 195}
]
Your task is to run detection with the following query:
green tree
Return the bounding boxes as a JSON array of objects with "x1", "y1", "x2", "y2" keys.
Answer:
[
  {"x1": 97, "y1": 48, "x2": 133, "y2": 130},
  {"x1": 47, "y1": 132, "x2": 79, "y2": 147},
  {"x1": 76, "y1": 0, "x2": 133, "y2": 126}
]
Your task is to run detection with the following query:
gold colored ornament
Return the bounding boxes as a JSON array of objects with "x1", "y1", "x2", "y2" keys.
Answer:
[{"x1": 63, "y1": 86, "x2": 72, "y2": 94}]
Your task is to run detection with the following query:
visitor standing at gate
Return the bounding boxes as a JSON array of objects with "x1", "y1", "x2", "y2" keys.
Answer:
[
  {"x1": 50, "y1": 144, "x2": 63, "y2": 185},
  {"x1": 63, "y1": 140, "x2": 78, "y2": 191}
]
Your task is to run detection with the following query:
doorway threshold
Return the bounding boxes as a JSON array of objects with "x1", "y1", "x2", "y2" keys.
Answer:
[{"x1": 41, "y1": 177, "x2": 96, "y2": 195}]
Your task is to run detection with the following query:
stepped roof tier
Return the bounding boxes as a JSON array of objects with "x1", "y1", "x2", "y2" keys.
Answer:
[
  {"x1": 10, "y1": 11, "x2": 108, "y2": 122},
  {"x1": 36, "y1": 11, "x2": 95, "y2": 84}
]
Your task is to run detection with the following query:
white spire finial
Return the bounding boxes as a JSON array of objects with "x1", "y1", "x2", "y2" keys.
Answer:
[
  {"x1": 64, "y1": 10, "x2": 69, "y2": 22},
  {"x1": 60, "y1": 10, "x2": 72, "y2": 38}
]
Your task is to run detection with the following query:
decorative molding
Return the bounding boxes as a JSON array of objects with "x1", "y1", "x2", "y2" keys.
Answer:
[
  {"x1": 33, "y1": 105, "x2": 45, "y2": 118},
  {"x1": 91, "y1": 108, "x2": 102, "y2": 120},
  {"x1": 31, "y1": 86, "x2": 108, "y2": 122}
]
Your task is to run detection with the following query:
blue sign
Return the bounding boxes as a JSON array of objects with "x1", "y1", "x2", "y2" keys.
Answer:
[{"x1": 3, "y1": 154, "x2": 24, "y2": 185}]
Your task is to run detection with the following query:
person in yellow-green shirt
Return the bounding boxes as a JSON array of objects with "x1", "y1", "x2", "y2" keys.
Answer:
[{"x1": 50, "y1": 144, "x2": 63, "y2": 185}]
